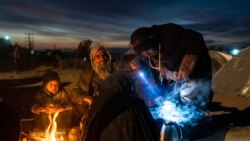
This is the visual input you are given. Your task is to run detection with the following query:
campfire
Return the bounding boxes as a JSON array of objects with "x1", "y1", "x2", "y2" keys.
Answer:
[{"x1": 22, "y1": 111, "x2": 68, "y2": 141}]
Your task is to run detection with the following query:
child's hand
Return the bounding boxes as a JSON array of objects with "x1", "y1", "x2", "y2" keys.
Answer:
[
  {"x1": 39, "y1": 106, "x2": 51, "y2": 113},
  {"x1": 40, "y1": 106, "x2": 61, "y2": 113}
]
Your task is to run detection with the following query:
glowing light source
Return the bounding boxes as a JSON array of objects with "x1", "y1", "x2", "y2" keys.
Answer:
[
  {"x1": 45, "y1": 112, "x2": 59, "y2": 141},
  {"x1": 149, "y1": 81, "x2": 209, "y2": 127},
  {"x1": 230, "y1": 48, "x2": 240, "y2": 56},
  {"x1": 28, "y1": 111, "x2": 67, "y2": 141},
  {"x1": 31, "y1": 50, "x2": 35, "y2": 54},
  {"x1": 135, "y1": 68, "x2": 162, "y2": 103},
  {"x1": 138, "y1": 71, "x2": 145, "y2": 77},
  {"x1": 4, "y1": 36, "x2": 10, "y2": 40},
  {"x1": 150, "y1": 99, "x2": 204, "y2": 127}
]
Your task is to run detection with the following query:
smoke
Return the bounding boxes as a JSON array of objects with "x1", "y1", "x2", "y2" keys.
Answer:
[
  {"x1": 133, "y1": 55, "x2": 212, "y2": 127},
  {"x1": 149, "y1": 79, "x2": 211, "y2": 127}
]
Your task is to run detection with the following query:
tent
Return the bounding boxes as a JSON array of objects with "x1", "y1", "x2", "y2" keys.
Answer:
[
  {"x1": 212, "y1": 47, "x2": 250, "y2": 97},
  {"x1": 209, "y1": 50, "x2": 232, "y2": 75},
  {"x1": 237, "y1": 46, "x2": 250, "y2": 58}
]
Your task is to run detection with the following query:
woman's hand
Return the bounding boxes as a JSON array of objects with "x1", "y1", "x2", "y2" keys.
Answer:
[
  {"x1": 129, "y1": 59, "x2": 141, "y2": 71},
  {"x1": 83, "y1": 96, "x2": 93, "y2": 107},
  {"x1": 178, "y1": 55, "x2": 197, "y2": 80},
  {"x1": 161, "y1": 66, "x2": 178, "y2": 81}
]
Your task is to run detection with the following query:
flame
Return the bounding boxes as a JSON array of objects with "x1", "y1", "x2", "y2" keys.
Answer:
[
  {"x1": 27, "y1": 111, "x2": 68, "y2": 141},
  {"x1": 51, "y1": 112, "x2": 59, "y2": 141},
  {"x1": 36, "y1": 111, "x2": 59, "y2": 141},
  {"x1": 44, "y1": 111, "x2": 60, "y2": 141}
]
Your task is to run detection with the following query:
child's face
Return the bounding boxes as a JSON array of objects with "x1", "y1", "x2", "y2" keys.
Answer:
[{"x1": 45, "y1": 80, "x2": 59, "y2": 94}]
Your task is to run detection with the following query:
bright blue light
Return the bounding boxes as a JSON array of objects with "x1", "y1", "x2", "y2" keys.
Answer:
[
  {"x1": 135, "y1": 69, "x2": 161, "y2": 102},
  {"x1": 150, "y1": 96, "x2": 204, "y2": 127},
  {"x1": 137, "y1": 70, "x2": 147, "y2": 83},
  {"x1": 149, "y1": 81, "x2": 208, "y2": 127},
  {"x1": 4, "y1": 36, "x2": 10, "y2": 40},
  {"x1": 138, "y1": 71, "x2": 144, "y2": 77},
  {"x1": 231, "y1": 49, "x2": 240, "y2": 56}
]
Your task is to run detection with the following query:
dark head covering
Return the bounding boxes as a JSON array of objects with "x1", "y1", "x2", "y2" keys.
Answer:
[
  {"x1": 130, "y1": 27, "x2": 158, "y2": 54},
  {"x1": 42, "y1": 71, "x2": 60, "y2": 88}
]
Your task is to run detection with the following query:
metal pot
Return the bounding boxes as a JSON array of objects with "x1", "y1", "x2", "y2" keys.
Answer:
[{"x1": 160, "y1": 122, "x2": 183, "y2": 141}]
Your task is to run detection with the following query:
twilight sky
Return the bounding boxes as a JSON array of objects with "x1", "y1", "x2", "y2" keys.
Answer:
[{"x1": 0, "y1": 0, "x2": 249, "y2": 50}]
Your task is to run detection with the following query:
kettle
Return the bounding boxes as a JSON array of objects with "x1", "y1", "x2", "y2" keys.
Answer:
[{"x1": 160, "y1": 122, "x2": 183, "y2": 141}]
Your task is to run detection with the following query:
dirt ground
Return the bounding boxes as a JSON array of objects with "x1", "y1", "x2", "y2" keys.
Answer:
[{"x1": 0, "y1": 66, "x2": 249, "y2": 141}]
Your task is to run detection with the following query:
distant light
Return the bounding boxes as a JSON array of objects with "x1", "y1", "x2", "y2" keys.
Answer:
[
  {"x1": 31, "y1": 50, "x2": 35, "y2": 54},
  {"x1": 230, "y1": 49, "x2": 240, "y2": 56},
  {"x1": 4, "y1": 36, "x2": 10, "y2": 40}
]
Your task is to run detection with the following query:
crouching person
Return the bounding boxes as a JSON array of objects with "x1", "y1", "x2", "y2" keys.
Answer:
[{"x1": 31, "y1": 71, "x2": 77, "y2": 139}]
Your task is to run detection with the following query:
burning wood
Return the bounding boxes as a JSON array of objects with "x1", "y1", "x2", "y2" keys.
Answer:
[{"x1": 23, "y1": 111, "x2": 68, "y2": 141}]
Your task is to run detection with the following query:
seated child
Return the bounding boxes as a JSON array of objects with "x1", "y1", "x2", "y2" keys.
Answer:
[{"x1": 31, "y1": 71, "x2": 74, "y2": 131}]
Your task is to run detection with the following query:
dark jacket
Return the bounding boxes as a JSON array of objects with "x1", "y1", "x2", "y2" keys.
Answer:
[
  {"x1": 150, "y1": 23, "x2": 213, "y2": 108},
  {"x1": 31, "y1": 88, "x2": 73, "y2": 130},
  {"x1": 151, "y1": 23, "x2": 212, "y2": 79},
  {"x1": 69, "y1": 62, "x2": 115, "y2": 123},
  {"x1": 70, "y1": 62, "x2": 115, "y2": 103},
  {"x1": 31, "y1": 88, "x2": 72, "y2": 111},
  {"x1": 70, "y1": 64, "x2": 98, "y2": 102}
]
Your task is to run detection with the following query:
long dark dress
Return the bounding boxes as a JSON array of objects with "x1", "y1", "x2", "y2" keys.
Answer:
[{"x1": 81, "y1": 71, "x2": 160, "y2": 141}]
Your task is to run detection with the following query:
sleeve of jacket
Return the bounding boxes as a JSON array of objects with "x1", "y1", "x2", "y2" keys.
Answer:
[
  {"x1": 70, "y1": 66, "x2": 94, "y2": 104},
  {"x1": 30, "y1": 89, "x2": 44, "y2": 114},
  {"x1": 178, "y1": 29, "x2": 208, "y2": 78},
  {"x1": 58, "y1": 89, "x2": 73, "y2": 110},
  {"x1": 179, "y1": 29, "x2": 211, "y2": 79},
  {"x1": 99, "y1": 70, "x2": 134, "y2": 96},
  {"x1": 181, "y1": 29, "x2": 206, "y2": 55}
]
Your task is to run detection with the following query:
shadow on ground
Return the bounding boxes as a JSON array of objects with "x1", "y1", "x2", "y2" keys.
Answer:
[{"x1": 194, "y1": 102, "x2": 250, "y2": 140}]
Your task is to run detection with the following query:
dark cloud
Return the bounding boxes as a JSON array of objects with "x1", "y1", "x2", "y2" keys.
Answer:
[{"x1": 0, "y1": 0, "x2": 249, "y2": 49}]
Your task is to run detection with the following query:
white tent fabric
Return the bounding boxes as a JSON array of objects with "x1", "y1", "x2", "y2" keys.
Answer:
[
  {"x1": 209, "y1": 50, "x2": 232, "y2": 75},
  {"x1": 213, "y1": 47, "x2": 250, "y2": 97},
  {"x1": 236, "y1": 46, "x2": 250, "y2": 58}
]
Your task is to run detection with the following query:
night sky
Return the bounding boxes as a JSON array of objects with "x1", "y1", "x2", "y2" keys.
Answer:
[{"x1": 0, "y1": 0, "x2": 249, "y2": 50}]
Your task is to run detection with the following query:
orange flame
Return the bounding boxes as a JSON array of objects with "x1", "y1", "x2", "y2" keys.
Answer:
[{"x1": 44, "y1": 111, "x2": 60, "y2": 141}]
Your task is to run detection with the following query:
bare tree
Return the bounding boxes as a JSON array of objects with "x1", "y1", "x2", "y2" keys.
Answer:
[{"x1": 75, "y1": 39, "x2": 92, "y2": 60}]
